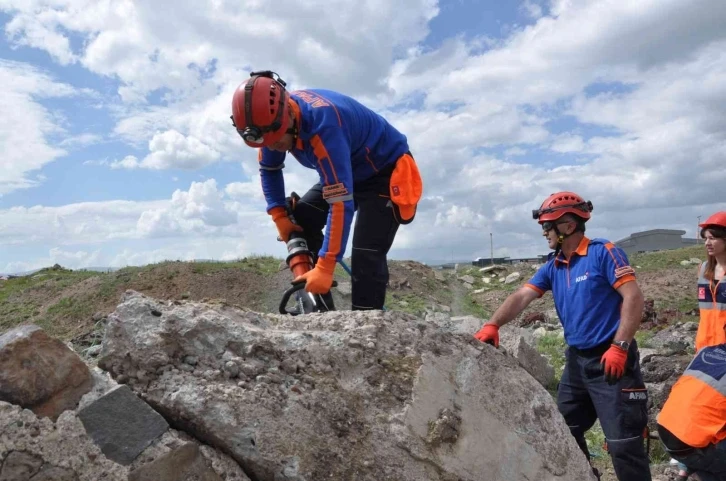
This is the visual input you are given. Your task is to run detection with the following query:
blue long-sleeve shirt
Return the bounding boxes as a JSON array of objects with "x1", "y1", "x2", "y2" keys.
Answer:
[{"x1": 258, "y1": 89, "x2": 409, "y2": 263}]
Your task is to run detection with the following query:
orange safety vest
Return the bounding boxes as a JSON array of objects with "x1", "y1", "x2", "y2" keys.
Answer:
[
  {"x1": 657, "y1": 344, "x2": 726, "y2": 448},
  {"x1": 695, "y1": 262, "x2": 726, "y2": 352}
]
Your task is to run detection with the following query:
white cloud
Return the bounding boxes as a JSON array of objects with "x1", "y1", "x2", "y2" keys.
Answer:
[
  {"x1": 110, "y1": 155, "x2": 140, "y2": 169},
  {"x1": 0, "y1": 60, "x2": 74, "y2": 195},
  {"x1": 139, "y1": 130, "x2": 221, "y2": 170},
  {"x1": 521, "y1": 0, "x2": 543, "y2": 20},
  {"x1": 59, "y1": 133, "x2": 103, "y2": 148},
  {"x1": 550, "y1": 133, "x2": 585, "y2": 153},
  {"x1": 2, "y1": 0, "x2": 726, "y2": 270}
]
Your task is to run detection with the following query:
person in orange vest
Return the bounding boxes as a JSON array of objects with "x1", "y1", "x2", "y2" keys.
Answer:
[
  {"x1": 230, "y1": 71, "x2": 423, "y2": 311},
  {"x1": 665, "y1": 212, "x2": 726, "y2": 479},
  {"x1": 694, "y1": 212, "x2": 726, "y2": 352},
  {"x1": 657, "y1": 329, "x2": 726, "y2": 481},
  {"x1": 473, "y1": 191, "x2": 651, "y2": 481}
]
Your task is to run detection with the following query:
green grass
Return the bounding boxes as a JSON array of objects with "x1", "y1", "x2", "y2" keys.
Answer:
[
  {"x1": 385, "y1": 292, "x2": 429, "y2": 315},
  {"x1": 630, "y1": 244, "x2": 705, "y2": 271},
  {"x1": 189, "y1": 255, "x2": 281, "y2": 275},
  {"x1": 0, "y1": 268, "x2": 99, "y2": 333},
  {"x1": 585, "y1": 421, "x2": 608, "y2": 460},
  {"x1": 461, "y1": 294, "x2": 490, "y2": 318},
  {"x1": 634, "y1": 330, "x2": 655, "y2": 348},
  {"x1": 536, "y1": 332, "x2": 567, "y2": 381}
]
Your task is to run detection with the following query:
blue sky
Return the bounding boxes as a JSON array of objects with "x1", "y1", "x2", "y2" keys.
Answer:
[{"x1": 1, "y1": 0, "x2": 726, "y2": 273}]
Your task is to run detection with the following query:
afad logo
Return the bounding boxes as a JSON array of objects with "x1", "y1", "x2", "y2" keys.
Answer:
[
  {"x1": 575, "y1": 271, "x2": 589, "y2": 283},
  {"x1": 699, "y1": 287, "x2": 706, "y2": 300}
]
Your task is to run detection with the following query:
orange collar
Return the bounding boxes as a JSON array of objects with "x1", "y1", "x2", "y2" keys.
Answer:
[
  {"x1": 288, "y1": 98, "x2": 304, "y2": 150},
  {"x1": 554, "y1": 236, "x2": 590, "y2": 266}
]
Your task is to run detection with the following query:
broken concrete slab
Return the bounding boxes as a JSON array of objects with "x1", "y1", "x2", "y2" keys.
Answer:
[
  {"x1": 78, "y1": 385, "x2": 169, "y2": 465},
  {"x1": 128, "y1": 443, "x2": 222, "y2": 481},
  {"x1": 500, "y1": 334, "x2": 556, "y2": 389},
  {"x1": 27, "y1": 466, "x2": 78, "y2": 481},
  {"x1": 0, "y1": 325, "x2": 93, "y2": 421},
  {"x1": 0, "y1": 451, "x2": 43, "y2": 481},
  {"x1": 98, "y1": 291, "x2": 596, "y2": 481}
]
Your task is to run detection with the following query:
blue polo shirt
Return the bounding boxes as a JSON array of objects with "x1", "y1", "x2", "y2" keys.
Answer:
[{"x1": 525, "y1": 236, "x2": 637, "y2": 349}]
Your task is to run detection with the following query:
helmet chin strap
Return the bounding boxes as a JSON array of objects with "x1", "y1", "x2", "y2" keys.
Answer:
[{"x1": 553, "y1": 224, "x2": 574, "y2": 256}]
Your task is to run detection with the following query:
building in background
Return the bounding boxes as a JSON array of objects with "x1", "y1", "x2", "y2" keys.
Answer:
[{"x1": 615, "y1": 229, "x2": 698, "y2": 255}]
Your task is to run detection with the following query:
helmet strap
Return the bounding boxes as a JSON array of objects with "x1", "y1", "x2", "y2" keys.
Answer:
[{"x1": 553, "y1": 224, "x2": 573, "y2": 257}]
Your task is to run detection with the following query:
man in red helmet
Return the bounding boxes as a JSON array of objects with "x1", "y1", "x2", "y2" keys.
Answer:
[
  {"x1": 230, "y1": 71, "x2": 422, "y2": 311},
  {"x1": 473, "y1": 192, "x2": 650, "y2": 481}
]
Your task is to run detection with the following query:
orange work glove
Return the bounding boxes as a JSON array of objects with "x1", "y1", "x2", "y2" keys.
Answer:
[
  {"x1": 473, "y1": 323, "x2": 500, "y2": 347},
  {"x1": 269, "y1": 206, "x2": 303, "y2": 242},
  {"x1": 600, "y1": 344, "x2": 628, "y2": 385},
  {"x1": 293, "y1": 257, "x2": 335, "y2": 294}
]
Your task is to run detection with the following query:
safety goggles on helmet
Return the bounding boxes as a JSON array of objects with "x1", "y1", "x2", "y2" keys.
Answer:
[
  {"x1": 230, "y1": 70, "x2": 288, "y2": 145},
  {"x1": 532, "y1": 200, "x2": 593, "y2": 220}
]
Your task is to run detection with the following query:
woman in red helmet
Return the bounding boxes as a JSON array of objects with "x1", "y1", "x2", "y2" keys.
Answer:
[
  {"x1": 230, "y1": 71, "x2": 422, "y2": 311},
  {"x1": 694, "y1": 211, "x2": 726, "y2": 351},
  {"x1": 473, "y1": 191, "x2": 651, "y2": 481}
]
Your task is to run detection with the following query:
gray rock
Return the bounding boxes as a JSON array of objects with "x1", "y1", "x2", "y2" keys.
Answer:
[
  {"x1": 335, "y1": 281, "x2": 352, "y2": 296},
  {"x1": 545, "y1": 308, "x2": 560, "y2": 325},
  {"x1": 500, "y1": 335, "x2": 556, "y2": 389},
  {"x1": 128, "y1": 443, "x2": 222, "y2": 481},
  {"x1": 0, "y1": 397, "x2": 249, "y2": 481},
  {"x1": 648, "y1": 326, "x2": 695, "y2": 353},
  {"x1": 504, "y1": 272, "x2": 521, "y2": 284},
  {"x1": 0, "y1": 451, "x2": 43, "y2": 481},
  {"x1": 27, "y1": 466, "x2": 78, "y2": 481},
  {"x1": 98, "y1": 291, "x2": 596, "y2": 481},
  {"x1": 78, "y1": 385, "x2": 169, "y2": 465},
  {"x1": 458, "y1": 275, "x2": 476, "y2": 284}
]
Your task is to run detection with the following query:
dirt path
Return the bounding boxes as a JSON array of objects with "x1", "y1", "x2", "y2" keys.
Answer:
[{"x1": 447, "y1": 274, "x2": 470, "y2": 317}]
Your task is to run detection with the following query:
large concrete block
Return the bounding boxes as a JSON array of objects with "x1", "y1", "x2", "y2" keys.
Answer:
[{"x1": 78, "y1": 385, "x2": 168, "y2": 465}]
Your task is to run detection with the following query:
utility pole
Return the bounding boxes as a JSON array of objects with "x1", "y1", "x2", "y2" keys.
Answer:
[{"x1": 490, "y1": 232, "x2": 494, "y2": 266}]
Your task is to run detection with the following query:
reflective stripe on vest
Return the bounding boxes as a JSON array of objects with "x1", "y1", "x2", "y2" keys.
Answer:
[
  {"x1": 683, "y1": 346, "x2": 726, "y2": 396},
  {"x1": 696, "y1": 262, "x2": 726, "y2": 352}
]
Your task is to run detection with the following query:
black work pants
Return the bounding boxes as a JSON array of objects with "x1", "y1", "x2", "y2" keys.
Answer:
[
  {"x1": 557, "y1": 340, "x2": 652, "y2": 481},
  {"x1": 292, "y1": 163, "x2": 401, "y2": 310}
]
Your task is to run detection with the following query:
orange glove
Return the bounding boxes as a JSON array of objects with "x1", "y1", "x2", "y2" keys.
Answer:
[
  {"x1": 293, "y1": 257, "x2": 335, "y2": 294},
  {"x1": 473, "y1": 323, "x2": 500, "y2": 347},
  {"x1": 269, "y1": 206, "x2": 303, "y2": 242},
  {"x1": 601, "y1": 344, "x2": 628, "y2": 385}
]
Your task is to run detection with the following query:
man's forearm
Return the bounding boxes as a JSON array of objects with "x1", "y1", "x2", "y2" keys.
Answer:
[{"x1": 614, "y1": 289, "x2": 644, "y2": 342}]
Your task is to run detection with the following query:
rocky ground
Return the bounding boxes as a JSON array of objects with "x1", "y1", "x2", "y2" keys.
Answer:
[{"x1": 0, "y1": 243, "x2": 709, "y2": 480}]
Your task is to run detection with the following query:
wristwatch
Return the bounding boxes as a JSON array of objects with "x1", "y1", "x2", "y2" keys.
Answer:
[{"x1": 612, "y1": 340, "x2": 630, "y2": 351}]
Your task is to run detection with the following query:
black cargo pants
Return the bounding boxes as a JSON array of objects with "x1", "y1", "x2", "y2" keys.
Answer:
[
  {"x1": 292, "y1": 161, "x2": 402, "y2": 310},
  {"x1": 557, "y1": 339, "x2": 652, "y2": 481}
]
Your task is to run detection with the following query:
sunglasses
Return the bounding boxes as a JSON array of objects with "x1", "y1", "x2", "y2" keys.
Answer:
[{"x1": 542, "y1": 220, "x2": 572, "y2": 232}]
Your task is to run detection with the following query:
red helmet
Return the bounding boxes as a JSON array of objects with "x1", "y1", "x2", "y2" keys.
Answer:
[
  {"x1": 699, "y1": 211, "x2": 726, "y2": 229},
  {"x1": 532, "y1": 191, "x2": 593, "y2": 223},
  {"x1": 231, "y1": 71, "x2": 290, "y2": 148}
]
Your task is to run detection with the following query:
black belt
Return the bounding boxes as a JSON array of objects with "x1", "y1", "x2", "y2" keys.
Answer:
[{"x1": 569, "y1": 339, "x2": 614, "y2": 358}]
